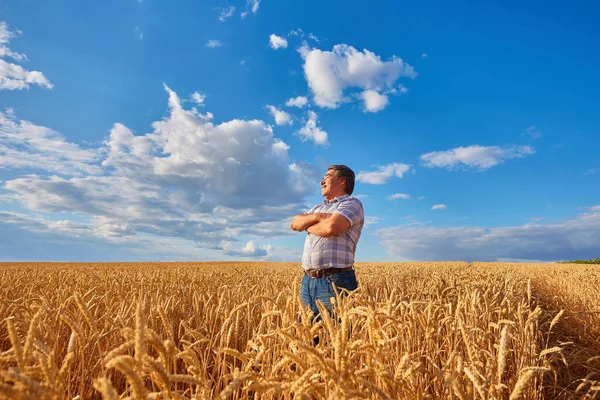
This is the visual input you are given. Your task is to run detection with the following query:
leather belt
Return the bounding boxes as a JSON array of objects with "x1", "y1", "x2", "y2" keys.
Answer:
[{"x1": 304, "y1": 266, "x2": 354, "y2": 278}]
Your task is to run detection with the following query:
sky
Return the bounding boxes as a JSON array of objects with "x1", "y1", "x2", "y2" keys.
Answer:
[{"x1": 0, "y1": 0, "x2": 599, "y2": 262}]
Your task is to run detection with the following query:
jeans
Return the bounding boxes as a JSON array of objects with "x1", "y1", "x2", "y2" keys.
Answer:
[{"x1": 300, "y1": 269, "x2": 359, "y2": 323}]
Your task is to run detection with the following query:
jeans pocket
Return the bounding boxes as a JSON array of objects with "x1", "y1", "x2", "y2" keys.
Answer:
[{"x1": 327, "y1": 271, "x2": 358, "y2": 292}]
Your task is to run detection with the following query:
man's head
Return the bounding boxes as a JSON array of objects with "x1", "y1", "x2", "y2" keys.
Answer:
[{"x1": 321, "y1": 165, "x2": 355, "y2": 200}]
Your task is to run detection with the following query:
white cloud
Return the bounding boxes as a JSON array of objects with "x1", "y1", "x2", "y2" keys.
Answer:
[
  {"x1": 356, "y1": 163, "x2": 412, "y2": 184},
  {"x1": 432, "y1": 204, "x2": 447, "y2": 210},
  {"x1": 225, "y1": 240, "x2": 271, "y2": 257},
  {"x1": 0, "y1": 211, "x2": 302, "y2": 261},
  {"x1": 354, "y1": 194, "x2": 368, "y2": 199},
  {"x1": 205, "y1": 40, "x2": 223, "y2": 48},
  {"x1": 376, "y1": 207, "x2": 600, "y2": 261},
  {"x1": 308, "y1": 33, "x2": 320, "y2": 42},
  {"x1": 190, "y1": 91, "x2": 206, "y2": 106},
  {"x1": 248, "y1": 0, "x2": 260, "y2": 14},
  {"x1": 219, "y1": 6, "x2": 236, "y2": 21},
  {"x1": 299, "y1": 43, "x2": 416, "y2": 108},
  {"x1": 0, "y1": 22, "x2": 53, "y2": 91},
  {"x1": 364, "y1": 216, "x2": 383, "y2": 226},
  {"x1": 285, "y1": 96, "x2": 308, "y2": 108},
  {"x1": 418, "y1": 196, "x2": 425, "y2": 200},
  {"x1": 3, "y1": 85, "x2": 322, "y2": 259},
  {"x1": 530, "y1": 217, "x2": 544, "y2": 222},
  {"x1": 269, "y1": 34, "x2": 288, "y2": 50},
  {"x1": 289, "y1": 29, "x2": 304, "y2": 37},
  {"x1": 297, "y1": 110, "x2": 328, "y2": 146},
  {"x1": 523, "y1": 125, "x2": 542, "y2": 140},
  {"x1": 266, "y1": 105, "x2": 293, "y2": 126},
  {"x1": 190, "y1": 92, "x2": 206, "y2": 106},
  {"x1": 360, "y1": 90, "x2": 389, "y2": 113},
  {"x1": 0, "y1": 109, "x2": 100, "y2": 176},
  {"x1": 420, "y1": 145, "x2": 535, "y2": 171},
  {"x1": 134, "y1": 26, "x2": 143, "y2": 40},
  {"x1": 388, "y1": 193, "x2": 410, "y2": 200},
  {"x1": 584, "y1": 169, "x2": 597, "y2": 176},
  {"x1": 421, "y1": 53, "x2": 428, "y2": 58}
]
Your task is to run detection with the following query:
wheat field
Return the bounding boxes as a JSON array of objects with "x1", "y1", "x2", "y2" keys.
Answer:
[{"x1": 1, "y1": 262, "x2": 599, "y2": 399}]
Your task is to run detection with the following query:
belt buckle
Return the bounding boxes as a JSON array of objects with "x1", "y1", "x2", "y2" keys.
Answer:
[{"x1": 307, "y1": 269, "x2": 323, "y2": 278}]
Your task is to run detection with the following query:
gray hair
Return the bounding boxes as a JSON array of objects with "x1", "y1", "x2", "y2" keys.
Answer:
[{"x1": 328, "y1": 165, "x2": 356, "y2": 195}]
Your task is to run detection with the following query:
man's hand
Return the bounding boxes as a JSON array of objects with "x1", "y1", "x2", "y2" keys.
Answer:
[
  {"x1": 306, "y1": 213, "x2": 351, "y2": 237},
  {"x1": 290, "y1": 213, "x2": 332, "y2": 232}
]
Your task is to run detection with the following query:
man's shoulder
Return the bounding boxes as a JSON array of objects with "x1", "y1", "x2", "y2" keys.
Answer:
[{"x1": 341, "y1": 196, "x2": 364, "y2": 208}]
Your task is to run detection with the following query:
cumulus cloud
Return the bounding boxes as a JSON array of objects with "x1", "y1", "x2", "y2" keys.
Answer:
[
  {"x1": 3, "y1": 85, "x2": 322, "y2": 259},
  {"x1": 376, "y1": 207, "x2": 600, "y2": 261},
  {"x1": 269, "y1": 34, "x2": 288, "y2": 50},
  {"x1": 420, "y1": 145, "x2": 535, "y2": 171},
  {"x1": 299, "y1": 43, "x2": 416, "y2": 108},
  {"x1": 388, "y1": 193, "x2": 410, "y2": 200},
  {"x1": 297, "y1": 110, "x2": 328, "y2": 146},
  {"x1": 0, "y1": 22, "x2": 53, "y2": 90},
  {"x1": 432, "y1": 204, "x2": 447, "y2": 210},
  {"x1": 356, "y1": 163, "x2": 412, "y2": 184},
  {"x1": 225, "y1": 240, "x2": 272, "y2": 258},
  {"x1": 266, "y1": 105, "x2": 293, "y2": 126},
  {"x1": 285, "y1": 96, "x2": 308, "y2": 108},
  {"x1": 205, "y1": 40, "x2": 223, "y2": 48},
  {"x1": 360, "y1": 90, "x2": 389, "y2": 113}
]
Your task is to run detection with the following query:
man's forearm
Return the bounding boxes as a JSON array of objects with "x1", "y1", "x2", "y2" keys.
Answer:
[
  {"x1": 306, "y1": 219, "x2": 334, "y2": 237},
  {"x1": 290, "y1": 213, "x2": 332, "y2": 231}
]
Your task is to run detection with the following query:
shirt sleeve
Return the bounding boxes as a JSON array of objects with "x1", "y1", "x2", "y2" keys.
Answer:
[
  {"x1": 305, "y1": 204, "x2": 320, "y2": 214},
  {"x1": 333, "y1": 199, "x2": 364, "y2": 226}
]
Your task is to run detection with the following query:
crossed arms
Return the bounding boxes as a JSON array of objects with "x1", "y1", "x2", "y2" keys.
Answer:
[{"x1": 289, "y1": 212, "x2": 351, "y2": 237}]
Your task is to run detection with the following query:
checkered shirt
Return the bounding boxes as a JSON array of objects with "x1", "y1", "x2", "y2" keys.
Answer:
[{"x1": 301, "y1": 194, "x2": 364, "y2": 271}]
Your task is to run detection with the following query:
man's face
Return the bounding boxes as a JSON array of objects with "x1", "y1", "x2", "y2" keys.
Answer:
[{"x1": 321, "y1": 170, "x2": 345, "y2": 199}]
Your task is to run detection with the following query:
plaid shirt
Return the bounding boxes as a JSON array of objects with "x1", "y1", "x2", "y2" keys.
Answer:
[{"x1": 301, "y1": 194, "x2": 364, "y2": 270}]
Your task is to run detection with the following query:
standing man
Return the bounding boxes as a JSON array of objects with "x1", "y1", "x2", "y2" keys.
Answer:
[{"x1": 290, "y1": 165, "x2": 364, "y2": 322}]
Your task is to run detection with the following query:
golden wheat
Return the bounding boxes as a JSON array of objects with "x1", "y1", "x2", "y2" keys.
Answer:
[{"x1": 0, "y1": 261, "x2": 598, "y2": 399}]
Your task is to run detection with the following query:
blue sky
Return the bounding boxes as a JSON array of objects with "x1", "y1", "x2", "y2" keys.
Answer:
[{"x1": 0, "y1": 0, "x2": 598, "y2": 262}]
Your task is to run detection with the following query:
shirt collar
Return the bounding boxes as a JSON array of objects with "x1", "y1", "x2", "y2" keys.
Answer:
[{"x1": 323, "y1": 194, "x2": 350, "y2": 204}]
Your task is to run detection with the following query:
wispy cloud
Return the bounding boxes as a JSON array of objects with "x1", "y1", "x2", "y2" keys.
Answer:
[
  {"x1": 387, "y1": 193, "x2": 410, "y2": 200},
  {"x1": 356, "y1": 163, "x2": 412, "y2": 184},
  {"x1": 205, "y1": 40, "x2": 223, "y2": 48},
  {"x1": 420, "y1": 145, "x2": 535, "y2": 171},
  {"x1": 584, "y1": 168, "x2": 597, "y2": 176},
  {"x1": 431, "y1": 204, "x2": 447, "y2": 210},
  {"x1": 0, "y1": 22, "x2": 53, "y2": 90},
  {"x1": 218, "y1": 6, "x2": 236, "y2": 22},
  {"x1": 134, "y1": 26, "x2": 143, "y2": 40},
  {"x1": 376, "y1": 206, "x2": 600, "y2": 261},
  {"x1": 523, "y1": 125, "x2": 542, "y2": 140},
  {"x1": 190, "y1": 91, "x2": 206, "y2": 106}
]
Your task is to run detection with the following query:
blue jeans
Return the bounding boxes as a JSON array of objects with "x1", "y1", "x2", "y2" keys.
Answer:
[{"x1": 300, "y1": 269, "x2": 358, "y2": 323}]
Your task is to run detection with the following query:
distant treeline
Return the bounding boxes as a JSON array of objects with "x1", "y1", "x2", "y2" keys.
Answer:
[{"x1": 558, "y1": 258, "x2": 600, "y2": 264}]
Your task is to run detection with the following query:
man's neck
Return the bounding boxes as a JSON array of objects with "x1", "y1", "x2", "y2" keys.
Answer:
[{"x1": 324, "y1": 193, "x2": 348, "y2": 202}]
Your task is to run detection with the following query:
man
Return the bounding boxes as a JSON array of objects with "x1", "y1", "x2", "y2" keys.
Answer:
[{"x1": 290, "y1": 164, "x2": 364, "y2": 322}]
